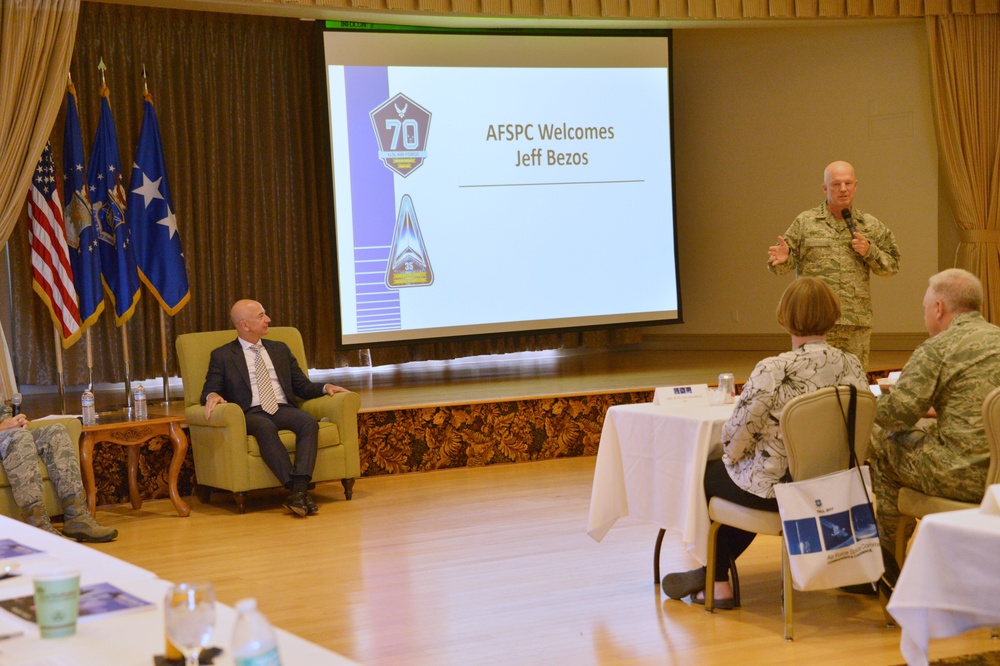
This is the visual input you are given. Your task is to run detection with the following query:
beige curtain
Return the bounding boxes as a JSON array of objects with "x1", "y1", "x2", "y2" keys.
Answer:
[
  {"x1": 0, "y1": 0, "x2": 80, "y2": 396},
  {"x1": 926, "y1": 15, "x2": 1000, "y2": 321},
  {"x1": 7, "y1": 3, "x2": 638, "y2": 387}
]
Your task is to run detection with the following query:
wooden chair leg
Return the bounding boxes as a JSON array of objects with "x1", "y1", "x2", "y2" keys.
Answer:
[
  {"x1": 653, "y1": 529, "x2": 666, "y2": 587},
  {"x1": 342, "y1": 478, "x2": 356, "y2": 500},
  {"x1": 234, "y1": 491, "x2": 247, "y2": 515}
]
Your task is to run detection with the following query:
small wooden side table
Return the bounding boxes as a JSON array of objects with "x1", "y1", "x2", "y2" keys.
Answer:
[{"x1": 78, "y1": 404, "x2": 191, "y2": 517}]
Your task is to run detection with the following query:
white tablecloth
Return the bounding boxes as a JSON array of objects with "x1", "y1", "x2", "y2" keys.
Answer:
[
  {"x1": 887, "y1": 503, "x2": 1000, "y2": 666},
  {"x1": 587, "y1": 397, "x2": 734, "y2": 564},
  {"x1": 0, "y1": 515, "x2": 357, "y2": 665}
]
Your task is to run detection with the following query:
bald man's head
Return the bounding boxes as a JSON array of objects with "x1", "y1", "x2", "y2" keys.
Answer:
[{"x1": 230, "y1": 300, "x2": 270, "y2": 343}]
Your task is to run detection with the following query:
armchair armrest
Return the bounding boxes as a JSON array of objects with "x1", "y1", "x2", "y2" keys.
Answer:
[
  {"x1": 299, "y1": 392, "x2": 360, "y2": 427},
  {"x1": 27, "y1": 416, "x2": 82, "y2": 448},
  {"x1": 185, "y1": 403, "x2": 247, "y2": 431}
]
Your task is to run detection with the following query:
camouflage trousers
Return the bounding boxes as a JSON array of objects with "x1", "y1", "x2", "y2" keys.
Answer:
[
  {"x1": 0, "y1": 423, "x2": 85, "y2": 514},
  {"x1": 826, "y1": 324, "x2": 871, "y2": 370},
  {"x1": 869, "y1": 421, "x2": 987, "y2": 549}
]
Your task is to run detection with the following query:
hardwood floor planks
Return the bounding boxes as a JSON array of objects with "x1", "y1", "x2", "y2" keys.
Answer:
[{"x1": 83, "y1": 457, "x2": 994, "y2": 665}]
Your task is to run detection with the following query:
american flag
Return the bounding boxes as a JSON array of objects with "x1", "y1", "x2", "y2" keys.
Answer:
[{"x1": 28, "y1": 142, "x2": 82, "y2": 348}]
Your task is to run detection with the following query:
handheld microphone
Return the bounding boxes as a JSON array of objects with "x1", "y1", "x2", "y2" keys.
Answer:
[
  {"x1": 841, "y1": 208, "x2": 856, "y2": 235},
  {"x1": 10, "y1": 393, "x2": 21, "y2": 417}
]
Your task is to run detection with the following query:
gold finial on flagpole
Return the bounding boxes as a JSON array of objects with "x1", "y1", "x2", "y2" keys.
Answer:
[
  {"x1": 98, "y1": 58, "x2": 107, "y2": 87},
  {"x1": 142, "y1": 64, "x2": 148, "y2": 95}
]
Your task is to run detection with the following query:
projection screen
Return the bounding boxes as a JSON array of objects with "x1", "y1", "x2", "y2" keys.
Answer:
[{"x1": 322, "y1": 23, "x2": 680, "y2": 348}]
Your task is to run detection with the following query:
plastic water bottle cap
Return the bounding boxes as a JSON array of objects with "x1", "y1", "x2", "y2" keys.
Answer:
[{"x1": 235, "y1": 598, "x2": 258, "y2": 613}]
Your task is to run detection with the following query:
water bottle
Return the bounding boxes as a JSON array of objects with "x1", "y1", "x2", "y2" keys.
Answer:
[
  {"x1": 81, "y1": 389, "x2": 96, "y2": 426},
  {"x1": 231, "y1": 598, "x2": 281, "y2": 666},
  {"x1": 133, "y1": 384, "x2": 148, "y2": 420}
]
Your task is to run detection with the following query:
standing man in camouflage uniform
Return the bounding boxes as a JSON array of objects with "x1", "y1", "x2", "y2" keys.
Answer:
[
  {"x1": 767, "y1": 161, "x2": 900, "y2": 368},
  {"x1": 870, "y1": 268, "x2": 1000, "y2": 568},
  {"x1": 0, "y1": 403, "x2": 117, "y2": 542}
]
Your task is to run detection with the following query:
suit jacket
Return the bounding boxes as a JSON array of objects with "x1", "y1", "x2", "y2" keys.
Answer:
[{"x1": 200, "y1": 338, "x2": 326, "y2": 410}]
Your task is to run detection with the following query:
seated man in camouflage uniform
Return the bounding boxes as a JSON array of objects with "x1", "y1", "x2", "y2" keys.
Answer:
[
  {"x1": 0, "y1": 403, "x2": 117, "y2": 542},
  {"x1": 871, "y1": 268, "x2": 1000, "y2": 575}
]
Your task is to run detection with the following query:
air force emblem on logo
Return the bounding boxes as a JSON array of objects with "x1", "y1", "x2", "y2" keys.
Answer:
[{"x1": 370, "y1": 93, "x2": 431, "y2": 177}]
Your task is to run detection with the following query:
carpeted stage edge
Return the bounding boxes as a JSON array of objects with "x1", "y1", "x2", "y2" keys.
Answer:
[{"x1": 89, "y1": 369, "x2": 898, "y2": 507}]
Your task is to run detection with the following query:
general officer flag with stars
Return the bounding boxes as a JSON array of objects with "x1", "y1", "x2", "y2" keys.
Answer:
[
  {"x1": 63, "y1": 81, "x2": 105, "y2": 333},
  {"x1": 128, "y1": 91, "x2": 190, "y2": 315},
  {"x1": 88, "y1": 82, "x2": 141, "y2": 325}
]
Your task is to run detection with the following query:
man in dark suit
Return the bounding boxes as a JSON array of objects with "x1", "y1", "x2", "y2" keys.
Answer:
[{"x1": 201, "y1": 299, "x2": 348, "y2": 517}]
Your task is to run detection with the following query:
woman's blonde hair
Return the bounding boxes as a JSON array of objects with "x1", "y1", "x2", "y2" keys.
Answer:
[{"x1": 775, "y1": 277, "x2": 841, "y2": 337}]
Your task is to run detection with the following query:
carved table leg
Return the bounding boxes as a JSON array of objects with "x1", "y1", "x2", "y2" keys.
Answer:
[
  {"x1": 167, "y1": 422, "x2": 191, "y2": 517},
  {"x1": 127, "y1": 446, "x2": 143, "y2": 510}
]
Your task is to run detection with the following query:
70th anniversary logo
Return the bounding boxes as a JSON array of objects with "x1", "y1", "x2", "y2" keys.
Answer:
[{"x1": 370, "y1": 93, "x2": 434, "y2": 289}]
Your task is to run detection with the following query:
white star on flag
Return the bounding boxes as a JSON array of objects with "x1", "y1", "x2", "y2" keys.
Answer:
[
  {"x1": 158, "y1": 207, "x2": 178, "y2": 239},
  {"x1": 132, "y1": 170, "x2": 164, "y2": 207}
]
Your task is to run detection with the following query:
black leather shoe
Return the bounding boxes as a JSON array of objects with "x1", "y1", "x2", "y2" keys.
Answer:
[
  {"x1": 283, "y1": 491, "x2": 308, "y2": 517},
  {"x1": 304, "y1": 493, "x2": 318, "y2": 515},
  {"x1": 840, "y1": 583, "x2": 879, "y2": 596},
  {"x1": 661, "y1": 567, "x2": 707, "y2": 600}
]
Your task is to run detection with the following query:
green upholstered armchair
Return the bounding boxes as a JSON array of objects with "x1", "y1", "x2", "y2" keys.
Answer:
[
  {"x1": 175, "y1": 327, "x2": 361, "y2": 514},
  {"x1": 0, "y1": 417, "x2": 83, "y2": 519}
]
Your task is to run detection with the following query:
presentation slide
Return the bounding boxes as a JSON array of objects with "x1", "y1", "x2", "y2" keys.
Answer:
[{"x1": 323, "y1": 26, "x2": 680, "y2": 347}]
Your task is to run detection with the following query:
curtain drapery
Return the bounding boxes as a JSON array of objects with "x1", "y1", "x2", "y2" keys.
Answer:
[
  {"x1": 0, "y1": 0, "x2": 80, "y2": 396},
  {"x1": 926, "y1": 14, "x2": 1000, "y2": 322}
]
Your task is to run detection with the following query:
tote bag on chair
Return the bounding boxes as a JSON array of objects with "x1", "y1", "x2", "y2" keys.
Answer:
[{"x1": 773, "y1": 385, "x2": 885, "y2": 591}]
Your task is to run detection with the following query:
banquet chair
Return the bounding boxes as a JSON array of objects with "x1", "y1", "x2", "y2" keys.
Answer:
[
  {"x1": 703, "y1": 385, "x2": 878, "y2": 641},
  {"x1": 176, "y1": 327, "x2": 361, "y2": 514},
  {"x1": 894, "y1": 386, "x2": 1000, "y2": 567}
]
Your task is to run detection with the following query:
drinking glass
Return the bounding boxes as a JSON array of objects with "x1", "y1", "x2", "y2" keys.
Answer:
[{"x1": 164, "y1": 582, "x2": 215, "y2": 666}]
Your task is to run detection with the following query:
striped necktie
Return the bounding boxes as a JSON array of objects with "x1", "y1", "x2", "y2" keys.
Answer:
[{"x1": 251, "y1": 343, "x2": 279, "y2": 415}]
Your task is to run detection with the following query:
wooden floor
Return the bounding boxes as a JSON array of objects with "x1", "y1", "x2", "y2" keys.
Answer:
[
  {"x1": 87, "y1": 457, "x2": 996, "y2": 666},
  {"x1": 24, "y1": 345, "x2": 978, "y2": 665}
]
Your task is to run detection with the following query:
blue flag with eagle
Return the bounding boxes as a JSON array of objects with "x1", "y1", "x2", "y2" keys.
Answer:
[
  {"x1": 63, "y1": 82, "x2": 105, "y2": 333},
  {"x1": 88, "y1": 84, "x2": 140, "y2": 325},
  {"x1": 128, "y1": 92, "x2": 190, "y2": 315}
]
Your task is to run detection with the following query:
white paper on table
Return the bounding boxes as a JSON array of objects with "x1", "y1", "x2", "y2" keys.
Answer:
[{"x1": 980, "y1": 484, "x2": 1000, "y2": 515}]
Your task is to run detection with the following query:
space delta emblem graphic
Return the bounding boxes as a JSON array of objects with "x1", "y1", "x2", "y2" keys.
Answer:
[
  {"x1": 370, "y1": 93, "x2": 432, "y2": 177},
  {"x1": 386, "y1": 195, "x2": 433, "y2": 289}
]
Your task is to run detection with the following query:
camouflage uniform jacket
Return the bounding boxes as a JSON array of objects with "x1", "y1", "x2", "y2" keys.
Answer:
[
  {"x1": 876, "y1": 311, "x2": 1000, "y2": 478},
  {"x1": 768, "y1": 202, "x2": 900, "y2": 327}
]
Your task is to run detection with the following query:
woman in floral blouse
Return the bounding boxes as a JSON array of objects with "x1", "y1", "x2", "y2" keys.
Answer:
[{"x1": 661, "y1": 277, "x2": 869, "y2": 608}]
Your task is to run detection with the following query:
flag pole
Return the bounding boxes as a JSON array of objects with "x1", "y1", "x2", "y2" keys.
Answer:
[
  {"x1": 52, "y1": 325, "x2": 66, "y2": 414},
  {"x1": 159, "y1": 310, "x2": 170, "y2": 405},
  {"x1": 121, "y1": 323, "x2": 133, "y2": 411},
  {"x1": 85, "y1": 330, "x2": 94, "y2": 389}
]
